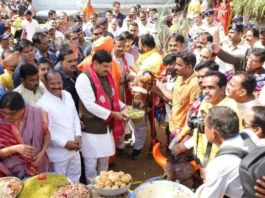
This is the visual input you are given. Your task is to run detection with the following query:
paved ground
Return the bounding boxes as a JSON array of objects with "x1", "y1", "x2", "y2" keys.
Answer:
[{"x1": 112, "y1": 123, "x2": 170, "y2": 190}]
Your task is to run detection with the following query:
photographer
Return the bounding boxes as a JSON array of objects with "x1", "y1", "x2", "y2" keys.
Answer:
[
  {"x1": 173, "y1": 71, "x2": 240, "y2": 179},
  {"x1": 171, "y1": 60, "x2": 219, "y2": 156}
]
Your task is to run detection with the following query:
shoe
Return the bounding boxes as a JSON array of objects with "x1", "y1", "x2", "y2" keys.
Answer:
[
  {"x1": 116, "y1": 148, "x2": 130, "y2": 158},
  {"x1": 131, "y1": 148, "x2": 143, "y2": 160}
]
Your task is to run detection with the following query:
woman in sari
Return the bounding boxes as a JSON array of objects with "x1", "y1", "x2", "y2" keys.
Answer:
[
  {"x1": 0, "y1": 92, "x2": 50, "y2": 179},
  {"x1": 213, "y1": 0, "x2": 221, "y2": 22},
  {"x1": 218, "y1": 0, "x2": 231, "y2": 35},
  {"x1": 57, "y1": 12, "x2": 71, "y2": 34}
]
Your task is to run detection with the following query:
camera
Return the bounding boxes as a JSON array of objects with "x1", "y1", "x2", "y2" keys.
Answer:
[
  {"x1": 170, "y1": 110, "x2": 206, "y2": 163},
  {"x1": 187, "y1": 110, "x2": 206, "y2": 134}
]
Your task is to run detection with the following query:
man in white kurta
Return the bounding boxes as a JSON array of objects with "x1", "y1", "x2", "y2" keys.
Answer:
[
  {"x1": 22, "y1": 10, "x2": 40, "y2": 41},
  {"x1": 36, "y1": 71, "x2": 82, "y2": 182},
  {"x1": 76, "y1": 50, "x2": 126, "y2": 184},
  {"x1": 14, "y1": 63, "x2": 45, "y2": 106}
]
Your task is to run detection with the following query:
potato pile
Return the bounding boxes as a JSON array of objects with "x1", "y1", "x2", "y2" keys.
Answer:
[{"x1": 93, "y1": 170, "x2": 132, "y2": 190}]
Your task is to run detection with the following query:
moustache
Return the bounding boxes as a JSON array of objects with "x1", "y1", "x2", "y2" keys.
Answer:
[
  {"x1": 246, "y1": 39, "x2": 250, "y2": 42},
  {"x1": 33, "y1": 84, "x2": 39, "y2": 88}
]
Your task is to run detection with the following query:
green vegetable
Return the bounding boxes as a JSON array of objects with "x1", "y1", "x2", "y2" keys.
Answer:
[{"x1": 124, "y1": 109, "x2": 145, "y2": 119}]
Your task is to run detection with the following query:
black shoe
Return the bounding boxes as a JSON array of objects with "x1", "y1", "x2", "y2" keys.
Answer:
[
  {"x1": 116, "y1": 148, "x2": 130, "y2": 158},
  {"x1": 131, "y1": 148, "x2": 143, "y2": 160}
]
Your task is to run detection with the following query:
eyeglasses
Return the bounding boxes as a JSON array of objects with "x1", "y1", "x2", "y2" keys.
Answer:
[
  {"x1": 39, "y1": 41, "x2": 49, "y2": 45},
  {"x1": 0, "y1": 110, "x2": 19, "y2": 117},
  {"x1": 71, "y1": 37, "x2": 79, "y2": 40},
  {"x1": 242, "y1": 119, "x2": 253, "y2": 128},
  {"x1": 93, "y1": 32, "x2": 103, "y2": 36}
]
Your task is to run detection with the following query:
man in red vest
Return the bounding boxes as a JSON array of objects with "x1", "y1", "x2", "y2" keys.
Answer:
[{"x1": 75, "y1": 50, "x2": 127, "y2": 184}]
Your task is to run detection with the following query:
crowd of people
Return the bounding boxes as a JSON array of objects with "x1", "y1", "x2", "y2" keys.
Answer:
[{"x1": 0, "y1": 0, "x2": 265, "y2": 197}]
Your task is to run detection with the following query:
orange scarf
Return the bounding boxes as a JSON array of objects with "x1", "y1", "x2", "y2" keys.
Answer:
[{"x1": 78, "y1": 36, "x2": 122, "y2": 94}]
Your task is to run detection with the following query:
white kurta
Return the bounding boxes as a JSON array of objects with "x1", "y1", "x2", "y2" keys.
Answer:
[
  {"x1": 138, "y1": 22, "x2": 155, "y2": 36},
  {"x1": 163, "y1": 75, "x2": 177, "y2": 122},
  {"x1": 21, "y1": 19, "x2": 40, "y2": 41},
  {"x1": 238, "y1": 98, "x2": 261, "y2": 117},
  {"x1": 36, "y1": 90, "x2": 81, "y2": 162},
  {"x1": 14, "y1": 84, "x2": 45, "y2": 106},
  {"x1": 75, "y1": 73, "x2": 125, "y2": 159}
]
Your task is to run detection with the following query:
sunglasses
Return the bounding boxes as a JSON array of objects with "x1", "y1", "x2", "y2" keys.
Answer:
[{"x1": 93, "y1": 32, "x2": 103, "y2": 36}]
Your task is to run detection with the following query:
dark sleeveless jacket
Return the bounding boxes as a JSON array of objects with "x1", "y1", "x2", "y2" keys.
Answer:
[{"x1": 79, "y1": 71, "x2": 113, "y2": 134}]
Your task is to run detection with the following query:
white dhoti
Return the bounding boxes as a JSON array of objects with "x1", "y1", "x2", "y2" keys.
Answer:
[
  {"x1": 81, "y1": 129, "x2": 115, "y2": 184},
  {"x1": 50, "y1": 152, "x2": 81, "y2": 182},
  {"x1": 83, "y1": 157, "x2": 109, "y2": 184},
  {"x1": 75, "y1": 73, "x2": 125, "y2": 184}
]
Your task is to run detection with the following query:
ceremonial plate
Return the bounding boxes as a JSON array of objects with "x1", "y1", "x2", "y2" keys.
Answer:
[{"x1": 0, "y1": 177, "x2": 23, "y2": 198}]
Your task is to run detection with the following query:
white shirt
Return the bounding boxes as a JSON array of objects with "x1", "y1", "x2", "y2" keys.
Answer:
[
  {"x1": 189, "y1": 23, "x2": 205, "y2": 40},
  {"x1": 56, "y1": 30, "x2": 65, "y2": 40},
  {"x1": 108, "y1": 27, "x2": 121, "y2": 37},
  {"x1": 197, "y1": 130, "x2": 263, "y2": 198},
  {"x1": 82, "y1": 21, "x2": 92, "y2": 37},
  {"x1": 36, "y1": 90, "x2": 81, "y2": 162},
  {"x1": 0, "y1": 6, "x2": 9, "y2": 16},
  {"x1": 163, "y1": 75, "x2": 177, "y2": 122},
  {"x1": 14, "y1": 84, "x2": 45, "y2": 106},
  {"x1": 201, "y1": 20, "x2": 225, "y2": 45},
  {"x1": 22, "y1": 19, "x2": 40, "y2": 41},
  {"x1": 238, "y1": 98, "x2": 260, "y2": 117},
  {"x1": 215, "y1": 57, "x2": 227, "y2": 73},
  {"x1": 138, "y1": 22, "x2": 155, "y2": 36},
  {"x1": 254, "y1": 41, "x2": 265, "y2": 49},
  {"x1": 75, "y1": 73, "x2": 125, "y2": 158},
  {"x1": 120, "y1": 22, "x2": 129, "y2": 33},
  {"x1": 83, "y1": 22, "x2": 93, "y2": 37}
]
